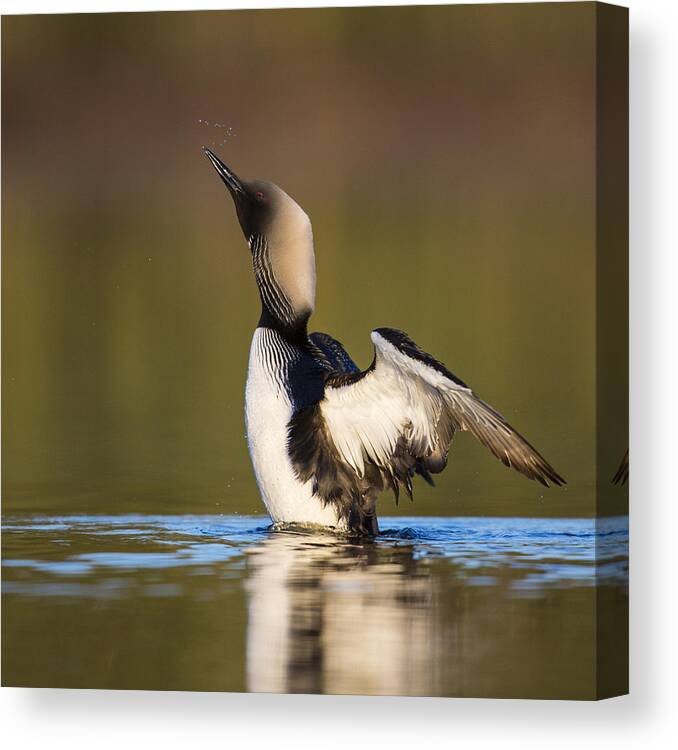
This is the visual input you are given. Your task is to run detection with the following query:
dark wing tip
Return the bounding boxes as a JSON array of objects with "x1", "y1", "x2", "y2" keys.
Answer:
[
  {"x1": 541, "y1": 468, "x2": 567, "y2": 487},
  {"x1": 526, "y1": 452, "x2": 567, "y2": 487},
  {"x1": 612, "y1": 450, "x2": 629, "y2": 485}
]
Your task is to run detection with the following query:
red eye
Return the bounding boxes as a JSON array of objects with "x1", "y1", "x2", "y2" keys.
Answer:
[{"x1": 255, "y1": 191, "x2": 265, "y2": 201}]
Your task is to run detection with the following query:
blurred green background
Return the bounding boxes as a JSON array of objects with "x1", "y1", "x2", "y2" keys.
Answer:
[{"x1": 2, "y1": 3, "x2": 627, "y2": 518}]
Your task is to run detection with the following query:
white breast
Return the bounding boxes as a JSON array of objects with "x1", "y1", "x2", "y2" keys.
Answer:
[{"x1": 244, "y1": 328, "x2": 345, "y2": 529}]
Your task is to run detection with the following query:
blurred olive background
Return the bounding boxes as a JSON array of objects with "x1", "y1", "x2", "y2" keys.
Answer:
[{"x1": 2, "y1": 3, "x2": 627, "y2": 518}]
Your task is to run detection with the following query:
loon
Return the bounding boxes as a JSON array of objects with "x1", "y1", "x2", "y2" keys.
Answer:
[{"x1": 204, "y1": 148, "x2": 565, "y2": 534}]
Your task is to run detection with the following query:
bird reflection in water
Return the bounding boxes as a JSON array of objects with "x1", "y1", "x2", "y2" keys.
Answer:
[{"x1": 244, "y1": 529, "x2": 440, "y2": 696}]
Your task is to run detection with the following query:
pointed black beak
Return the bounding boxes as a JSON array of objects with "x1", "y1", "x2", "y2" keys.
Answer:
[{"x1": 203, "y1": 147, "x2": 245, "y2": 197}]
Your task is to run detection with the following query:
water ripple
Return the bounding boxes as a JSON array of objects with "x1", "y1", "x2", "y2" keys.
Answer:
[{"x1": 2, "y1": 514, "x2": 628, "y2": 597}]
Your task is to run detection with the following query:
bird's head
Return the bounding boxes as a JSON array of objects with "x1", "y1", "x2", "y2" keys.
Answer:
[{"x1": 204, "y1": 148, "x2": 316, "y2": 332}]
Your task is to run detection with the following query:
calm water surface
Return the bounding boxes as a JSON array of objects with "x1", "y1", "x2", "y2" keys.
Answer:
[{"x1": 2, "y1": 514, "x2": 628, "y2": 698}]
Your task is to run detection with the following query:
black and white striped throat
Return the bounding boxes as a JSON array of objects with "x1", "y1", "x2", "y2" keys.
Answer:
[
  {"x1": 253, "y1": 326, "x2": 326, "y2": 409},
  {"x1": 248, "y1": 234, "x2": 298, "y2": 331}
]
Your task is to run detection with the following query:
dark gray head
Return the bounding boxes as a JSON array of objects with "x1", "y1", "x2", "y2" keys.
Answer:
[{"x1": 204, "y1": 148, "x2": 316, "y2": 331}]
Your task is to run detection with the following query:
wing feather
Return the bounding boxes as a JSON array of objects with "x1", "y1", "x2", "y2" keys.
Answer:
[{"x1": 320, "y1": 328, "x2": 565, "y2": 489}]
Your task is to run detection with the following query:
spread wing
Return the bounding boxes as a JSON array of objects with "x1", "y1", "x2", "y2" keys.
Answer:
[
  {"x1": 316, "y1": 326, "x2": 562, "y2": 479},
  {"x1": 288, "y1": 327, "x2": 564, "y2": 530}
]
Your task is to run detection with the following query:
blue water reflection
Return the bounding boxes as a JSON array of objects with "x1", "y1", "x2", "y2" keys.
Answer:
[
  {"x1": 2, "y1": 513, "x2": 628, "y2": 697},
  {"x1": 3, "y1": 514, "x2": 627, "y2": 594}
]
